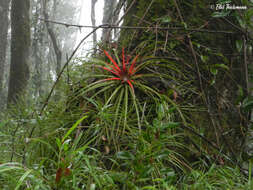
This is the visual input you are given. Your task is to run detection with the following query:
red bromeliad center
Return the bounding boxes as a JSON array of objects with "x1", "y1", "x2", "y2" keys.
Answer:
[
  {"x1": 119, "y1": 69, "x2": 130, "y2": 82},
  {"x1": 102, "y1": 48, "x2": 139, "y2": 91}
]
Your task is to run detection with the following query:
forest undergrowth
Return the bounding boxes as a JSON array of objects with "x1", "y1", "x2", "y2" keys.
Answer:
[
  {"x1": 1, "y1": 0, "x2": 253, "y2": 189},
  {"x1": 0, "y1": 45, "x2": 252, "y2": 190}
]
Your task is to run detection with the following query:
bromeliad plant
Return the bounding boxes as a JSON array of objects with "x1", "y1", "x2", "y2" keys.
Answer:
[
  {"x1": 79, "y1": 48, "x2": 170, "y2": 142},
  {"x1": 101, "y1": 49, "x2": 139, "y2": 93},
  {"x1": 87, "y1": 48, "x2": 163, "y2": 98}
]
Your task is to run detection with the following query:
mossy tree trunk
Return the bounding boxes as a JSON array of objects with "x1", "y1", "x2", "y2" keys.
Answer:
[
  {"x1": 118, "y1": 0, "x2": 247, "y2": 162},
  {"x1": 7, "y1": 0, "x2": 30, "y2": 105}
]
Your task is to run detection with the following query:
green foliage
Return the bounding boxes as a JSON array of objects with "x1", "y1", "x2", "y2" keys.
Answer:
[
  {"x1": 181, "y1": 165, "x2": 248, "y2": 190},
  {"x1": 0, "y1": 89, "x2": 250, "y2": 189},
  {"x1": 1, "y1": 0, "x2": 253, "y2": 189},
  {"x1": 69, "y1": 49, "x2": 186, "y2": 145}
]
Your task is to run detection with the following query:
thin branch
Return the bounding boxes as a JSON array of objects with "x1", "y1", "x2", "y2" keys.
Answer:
[
  {"x1": 163, "y1": 29, "x2": 169, "y2": 51},
  {"x1": 115, "y1": 0, "x2": 135, "y2": 26},
  {"x1": 11, "y1": 123, "x2": 21, "y2": 162},
  {"x1": 154, "y1": 23, "x2": 158, "y2": 56},
  {"x1": 243, "y1": 35, "x2": 250, "y2": 132},
  {"x1": 38, "y1": 18, "x2": 239, "y2": 34},
  {"x1": 23, "y1": 25, "x2": 108, "y2": 164},
  {"x1": 39, "y1": 25, "x2": 107, "y2": 115},
  {"x1": 243, "y1": 35, "x2": 249, "y2": 95},
  {"x1": 42, "y1": 0, "x2": 62, "y2": 75},
  {"x1": 129, "y1": 0, "x2": 155, "y2": 49},
  {"x1": 221, "y1": 17, "x2": 253, "y2": 42},
  {"x1": 172, "y1": 0, "x2": 220, "y2": 158},
  {"x1": 222, "y1": 17, "x2": 246, "y2": 34},
  {"x1": 180, "y1": 124, "x2": 241, "y2": 167},
  {"x1": 172, "y1": 0, "x2": 204, "y2": 102}
]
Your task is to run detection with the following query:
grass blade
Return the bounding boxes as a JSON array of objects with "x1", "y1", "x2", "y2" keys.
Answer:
[
  {"x1": 15, "y1": 169, "x2": 33, "y2": 190},
  {"x1": 62, "y1": 115, "x2": 88, "y2": 143}
]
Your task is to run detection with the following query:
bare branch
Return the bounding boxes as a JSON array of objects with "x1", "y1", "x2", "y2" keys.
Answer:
[{"x1": 38, "y1": 18, "x2": 240, "y2": 34}]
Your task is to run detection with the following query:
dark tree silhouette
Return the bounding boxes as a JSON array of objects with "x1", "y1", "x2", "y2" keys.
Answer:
[{"x1": 8, "y1": 0, "x2": 30, "y2": 105}]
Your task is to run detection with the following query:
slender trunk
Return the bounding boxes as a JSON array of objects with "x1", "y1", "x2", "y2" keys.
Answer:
[
  {"x1": 91, "y1": 0, "x2": 98, "y2": 53},
  {"x1": 112, "y1": 0, "x2": 123, "y2": 39},
  {"x1": 101, "y1": 0, "x2": 117, "y2": 43},
  {"x1": 33, "y1": 38, "x2": 43, "y2": 98},
  {"x1": 43, "y1": 0, "x2": 62, "y2": 75},
  {"x1": 31, "y1": 2, "x2": 43, "y2": 98},
  {"x1": 0, "y1": 0, "x2": 11, "y2": 106}
]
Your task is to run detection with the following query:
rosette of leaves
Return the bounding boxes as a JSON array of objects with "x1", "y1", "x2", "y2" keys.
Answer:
[{"x1": 75, "y1": 48, "x2": 183, "y2": 143}]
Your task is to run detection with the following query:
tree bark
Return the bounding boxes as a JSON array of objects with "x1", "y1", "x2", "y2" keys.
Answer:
[
  {"x1": 101, "y1": 0, "x2": 117, "y2": 43},
  {"x1": 31, "y1": 1, "x2": 45, "y2": 98},
  {"x1": 43, "y1": 0, "x2": 62, "y2": 75},
  {"x1": 8, "y1": 0, "x2": 30, "y2": 105},
  {"x1": 0, "y1": 0, "x2": 11, "y2": 104}
]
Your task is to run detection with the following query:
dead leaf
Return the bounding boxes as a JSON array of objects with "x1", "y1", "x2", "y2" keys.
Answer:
[
  {"x1": 55, "y1": 168, "x2": 63, "y2": 183},
  {"x1": 105, "y1": 145, "x2": 110, "y2": 154}
]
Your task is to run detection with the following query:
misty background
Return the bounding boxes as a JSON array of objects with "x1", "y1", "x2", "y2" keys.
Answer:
[{"x1": 0, "y1": 0, "x2": 121, "y2": 109}]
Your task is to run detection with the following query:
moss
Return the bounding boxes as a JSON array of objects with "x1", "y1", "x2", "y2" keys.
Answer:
[{"x1": 117, "y1": 0, "x2": 246, "y2": 162}]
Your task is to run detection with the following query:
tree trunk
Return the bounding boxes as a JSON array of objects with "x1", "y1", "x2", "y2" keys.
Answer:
[
  {"x1": 112, "y1": 0, "x2": 124, "y2": 39},
  {"x1": 31, "y1": 1, "x2": 44, "y2": 99},
  {"x1": 8, "y1": 0, "x2": 30, "y2": 105},
  {"x1": 101, "y1": 0, "x2": 117, "y2": 43},
  {"x1": 91, "y1": 0, "x2": 98, "y2": 53},
  {"x1": 0, "y1": 0, "x2": 11, "y2": 106},
  {"x1": 43, "y1": 0, "x2": 62, "y2": 75}
]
